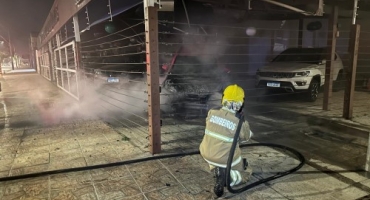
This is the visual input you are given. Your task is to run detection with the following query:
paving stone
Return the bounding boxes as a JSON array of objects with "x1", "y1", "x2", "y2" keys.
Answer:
[
  {"x1": 49, "y1": 139, "x2": 80, "y2": 152},
  {"x1": 160, "y1": 159, "x2": 211, "y2": 182},
  {"x1": 90, "y1": 166, "x2": 131, "y2": 181},
  {"x1": 102, "y1": 131, "x2": 122, "y2": 142},
  {"x1": 0, "y1": 170, "x2": 9, "y2": 177},
  {"x1": 50, "y1": 171, "x2": 92, "y2": 190},
  {"x1": 48, "y1": 157, "x2": 86, "y2": 171},
  {"x1": 94, "y1": 176, "x2": 142, "y2": 199},
  {"x1": 50, "y1": 186, "x2": 98, "y2": 200},
  {"x1": 145, "y1": 185, "x2": 193, "y2": 200},
  {"x1": 2, "y1": 177, "x2": 49, "y2": 200},
  {"x1": 133, "y1": 168, "x2": 179, "y2": 193},
  {"x1": 269, "y1": 172, "x2": 350, "y2": 199},
  {"x1": 0, "y1": 72, "x2": 370, "y2": 200},
  {"x1": 17, "y1": 143, "x2": 49, "y2": 154},
  {"x1": 76, "y1": 134, "x2": 109, "y2": 147},
  {"x1": 127, "y1": 160, "x2": 163, "y2": 176},
  {"x1": 10, "y1": 164, "x2": 49, "y2": 176},
  {"x1": 49, "y1": 133, "x2": 75, "y2": 143},
  {"x1": 0, "y1": 137, "x2": 21, "y2": 149},
  {"x1": 181, "y1": 176, "x2": 214, "y2": 196},
  {"x1": 81, "y1": 143, "x2": 121, "y2": 166},
  {"x1": 192, "y1": 190, "x2": 215, "y2": 200},
  {"x1": 99, "y1": 192, "x2": 146, "y2": 200},
  {"x1": 0, "y1": 159, "x2": 13, "y2": 172},
  {"x1": 0, "y1": 181, "x2": 4, "y2": 199},
  {"x1": 109, "y1": 142, "x2": 145, "y2": 160},
  {"x1": 0, "y1": 130, "x2": 20, "y2": 138},
  {"x1": 227, "y1": 186, "x2": 289, "y2": 200},
  {"x1": 329, "y1": 186, "x2": 370, "y2": 200},
  {"x1": 12, "y1": 152, "x2": 50, "y2": 169},
  {"x1": 308, "y1": 158, "x2": 369, "y2": 183},
  {"x1": 22, "y1": 133, "x2": 49, "y2": 145}
]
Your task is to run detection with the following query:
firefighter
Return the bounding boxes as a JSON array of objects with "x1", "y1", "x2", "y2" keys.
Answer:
[{"x1": 199, "y1": 84, "x2": 253, "y2": 197}]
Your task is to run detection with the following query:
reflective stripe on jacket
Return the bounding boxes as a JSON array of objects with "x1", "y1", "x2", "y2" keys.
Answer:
[{"x1": 199, "y1": 108, "x2": 251, "y2": 169}]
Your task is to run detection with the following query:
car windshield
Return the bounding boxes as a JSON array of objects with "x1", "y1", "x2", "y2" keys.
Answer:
[
  {"x1": 171, "y1": 56, "x2": 216, "y2": 75},
  {"x1": 272, "y1": 48, "x2": 325, "y2": 64},
  {"x1": 2, "y1": 58, "x2": 11, "y2": 63}
]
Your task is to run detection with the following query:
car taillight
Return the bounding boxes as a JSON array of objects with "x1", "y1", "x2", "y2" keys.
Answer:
[{"x1": 162, "y1": 64, "x2": 168, "y2": 71}]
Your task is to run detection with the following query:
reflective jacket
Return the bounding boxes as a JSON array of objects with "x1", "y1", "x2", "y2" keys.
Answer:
[{"x1": 199, "y1": 108, "x2": 252, "y2": 169}]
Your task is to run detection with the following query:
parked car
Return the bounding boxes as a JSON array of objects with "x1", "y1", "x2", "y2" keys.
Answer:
[
  {"x1": 255, "y1": 47, "x2": 344, "y2": 102},
  {"x1": 1, "y1": 58, "x2": 13, "y2": 74},
  {"x1": 87, "y1": 46, "x2": 231, "y2": 117},
  {"x1": 160, "y1": 52, "x2": 230, "y2": 116}
]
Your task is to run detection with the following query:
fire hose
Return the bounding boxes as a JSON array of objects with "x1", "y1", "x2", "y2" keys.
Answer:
[
  {"x1": 0, "y1": 121, "x2": 305, "y2": 198},
  {"x1": 225, "y1": 115, "x2": 305, "y2": 195}
]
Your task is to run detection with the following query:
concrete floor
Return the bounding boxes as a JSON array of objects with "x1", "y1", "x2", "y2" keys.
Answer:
[{"x1": 0, "y1": 74, "x2": 370, "y2": 199}]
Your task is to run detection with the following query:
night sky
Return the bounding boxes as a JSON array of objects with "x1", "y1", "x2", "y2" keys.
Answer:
[{"x1": 0, "y1": 0, "x2": 54, "y2": 55}]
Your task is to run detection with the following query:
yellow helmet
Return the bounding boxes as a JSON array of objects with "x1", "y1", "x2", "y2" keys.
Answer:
[{"x1": 222, "y1": 84, "x2": 245, "y2": 104}]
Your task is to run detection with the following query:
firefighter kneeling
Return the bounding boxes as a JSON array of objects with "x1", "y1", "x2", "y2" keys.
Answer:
[{"x1": 199, "y1": 84, "x2": 253, "y2": 197}]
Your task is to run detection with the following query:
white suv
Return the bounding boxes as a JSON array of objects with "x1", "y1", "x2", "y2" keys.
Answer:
[{"x1": 256, "y1": 47, "x2": 344, "y2": 102}]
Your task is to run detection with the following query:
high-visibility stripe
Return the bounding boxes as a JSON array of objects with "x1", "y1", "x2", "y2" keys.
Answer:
[
  {"x1": 205, "y1": 129, "x2": 234, "y2": 143},
  {"x1": 204, "y1": 156, "x2": 242, "y2": 169},
  {"x1": 234, "y1": 170, "x2": 242, "y2": 186},
  {"x1": 229, "y1": 170, "x2": 242, "y2": 186},
  {"x1": 222, "y1": 107, "x2": 236, "y2": 113},
  {"x1": 230, "y1": 170, "x2": 237, "y2": 186}
]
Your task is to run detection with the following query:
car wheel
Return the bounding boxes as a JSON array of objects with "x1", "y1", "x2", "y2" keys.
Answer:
[{"x1": 306, "y1": 79, "x2": 319, "y2": 102}]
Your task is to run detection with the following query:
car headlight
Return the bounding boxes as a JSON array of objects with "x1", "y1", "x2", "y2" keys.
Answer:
[{"x1": 295, "y1": 71, "x2": 310, "y2": 77}]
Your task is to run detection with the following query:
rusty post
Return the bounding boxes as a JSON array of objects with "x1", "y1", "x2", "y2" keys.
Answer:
[
  {"x1": 323, "y1": 5, "x2": 338, "y2": 111},
  {"x1": 343, "y1": 24, "x2": 361, "y2": 119},
  {"x1": 144, "y1": 1, "x2": 161, "y2": 154}
]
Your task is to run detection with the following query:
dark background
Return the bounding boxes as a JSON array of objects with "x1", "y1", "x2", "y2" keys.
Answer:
[{"x1": 0, "y1": 0, "x2": 54, "y2": 55}]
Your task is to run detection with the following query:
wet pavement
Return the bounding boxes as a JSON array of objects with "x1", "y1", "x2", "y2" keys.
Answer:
[{"x1": 0, "y1": 73, "x2": 370, "y2": 199}]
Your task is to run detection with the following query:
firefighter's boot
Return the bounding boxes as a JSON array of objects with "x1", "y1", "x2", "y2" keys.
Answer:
[{"x1": 214, "y1": 167, "x2": 226, "y2": 197}]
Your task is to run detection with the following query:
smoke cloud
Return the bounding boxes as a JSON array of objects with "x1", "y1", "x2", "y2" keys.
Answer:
[{"x1": 28, "y1": 74, "x2": 155, "y2": 127}]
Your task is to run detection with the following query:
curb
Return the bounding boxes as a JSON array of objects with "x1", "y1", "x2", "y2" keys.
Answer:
[{"x1": 306, "y1": 116, "x2": 370, "y2": 139}]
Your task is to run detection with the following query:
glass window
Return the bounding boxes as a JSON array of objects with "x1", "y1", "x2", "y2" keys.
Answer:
[{"x1": 272, "y1": 48, "x2": 325, "y2": 64}]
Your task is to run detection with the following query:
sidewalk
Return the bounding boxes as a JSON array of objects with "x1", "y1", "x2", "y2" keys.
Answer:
[
  {"x1": 0, "y1": 74, "x2": 370, "y2": 200},
  {"x1": 256, "y1": 90, "x2": 370, "y2": 128}
]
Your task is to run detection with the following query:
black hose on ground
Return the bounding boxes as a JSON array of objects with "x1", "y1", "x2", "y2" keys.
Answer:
[
  {"x1": 226, "y1": 143, "x2": 305, "y2": 194},
  {"x1": 0, "y1": 143, "x2": 305, "y2": 191},
  {"x1": 225, "y1": 114, "x2": 305, "y2": 194},
  {"x1": 0, "y1": 125, "x2": 304, "y2": 197}
]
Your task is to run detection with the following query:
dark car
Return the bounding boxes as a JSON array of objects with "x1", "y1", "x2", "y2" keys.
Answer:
[{"x1": 83, "y1": 44, "x2": 230, "y2": 118}]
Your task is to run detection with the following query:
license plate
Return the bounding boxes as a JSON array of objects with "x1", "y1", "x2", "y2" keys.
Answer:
[
  {"x1": 267, "y1": 82, "x2": 280, "y2": 87},
  {"x1": 107, "y1": 77, "x2": 119, "y2": 83}
]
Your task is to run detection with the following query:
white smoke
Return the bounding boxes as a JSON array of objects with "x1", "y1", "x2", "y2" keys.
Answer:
[{"x1": 29, "y1": 74, "x2": 159, "y2": 126}]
